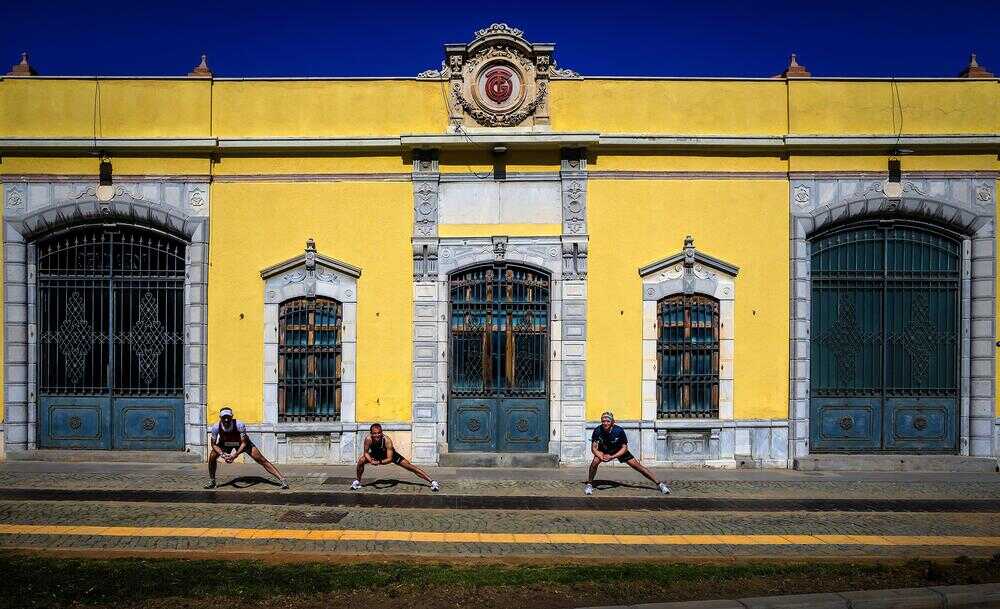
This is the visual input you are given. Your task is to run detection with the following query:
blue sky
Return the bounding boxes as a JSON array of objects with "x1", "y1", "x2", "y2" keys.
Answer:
[{"x1": 2, "y1": 0, "x2": 998, "y2": 78}]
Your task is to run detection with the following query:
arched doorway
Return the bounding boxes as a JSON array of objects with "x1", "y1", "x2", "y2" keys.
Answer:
[
  {"x1": 447, "y1": 263, "x2": 550, "y2": 452},
  {"x1": 36, "y1": 225, "x2": 187, "y2": 450},
  {"x1": 809, "y1": 222, "x2": 960, "y2": 453}
]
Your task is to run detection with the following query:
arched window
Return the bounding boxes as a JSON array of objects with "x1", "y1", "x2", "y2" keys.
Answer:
[
  {"x1": 656, "y1": 294, "x2": 720, "y2": 418},
  {"x1": 278, "y1": 297, "x2": 342, "y2": 421}
]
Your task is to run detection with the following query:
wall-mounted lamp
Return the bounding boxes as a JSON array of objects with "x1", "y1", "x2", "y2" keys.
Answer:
[
  {"x1": 96, "y1": 154, "x2": 114, "y2": 201},
  {"x1": 884, "y1": 158, "x2": 903, "y2": 198},
  {"x1": 492, "y1": 145, "x2": 508, "y2": 181}
]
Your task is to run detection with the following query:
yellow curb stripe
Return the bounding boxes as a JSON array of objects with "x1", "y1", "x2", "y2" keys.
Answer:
[{"x1": 0, "y1": 525, "x2": 998, "y2": 547}]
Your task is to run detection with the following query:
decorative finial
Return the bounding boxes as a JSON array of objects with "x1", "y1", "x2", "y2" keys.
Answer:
[
  {"x1": 959, "y1": 53, "x2": 993, "y2": 78},
  {"x1": 188, "y1": 54, "x2": 212, "y2": 77},
  {"x1": 777, "y1": 53, "x2": 811, "y2": 78},
  {"x1": 474, "y1": 23, "x2": 525, "y2": 40},
  {"x1": 684, "y1": 235, "x2": 695, "y2": 249},
  {"x1": 304, "y1": 239, "x2": 317, "y2": 271},
  {"x1": 6, "y1": 51, "x2": 38, "y2": 76}
]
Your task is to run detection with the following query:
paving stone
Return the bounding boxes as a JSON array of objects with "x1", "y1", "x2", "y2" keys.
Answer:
[
  {"x1": 739, "y1": 593, "x2": 847, "y2": 609},
  {"x1": 929, "y1": 583, "x2": 1000, "y2": 608},
  {"x1": 838, "y1": 587, "x2": 941, "y2": 609}
]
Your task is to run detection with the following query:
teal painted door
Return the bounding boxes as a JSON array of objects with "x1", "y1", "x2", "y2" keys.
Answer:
[
  {"x1": 448, "y1": 264, "x2": 549, "y2": 453},
  {"x1": 36, "y1": 227, "x2": 186, "y2": 450},
  {"x1": 810, "y1": 224, "x2": 960, "y2": 453}
]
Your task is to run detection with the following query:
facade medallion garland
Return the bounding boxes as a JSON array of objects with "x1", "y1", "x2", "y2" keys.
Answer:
[{"x1": 417, "y1": 24, "x2": 579, "y2": 129}]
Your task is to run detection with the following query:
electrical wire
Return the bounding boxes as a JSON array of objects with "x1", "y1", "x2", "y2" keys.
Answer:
[{"x1": 437, "y1": 73, "x2": 494, "y2": 180}]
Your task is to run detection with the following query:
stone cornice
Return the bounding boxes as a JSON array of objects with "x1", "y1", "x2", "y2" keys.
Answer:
[{"x1": 1, "y1": 133, "x2": 998, "y2": 155}]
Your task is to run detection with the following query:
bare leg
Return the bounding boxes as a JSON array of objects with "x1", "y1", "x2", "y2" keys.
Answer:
[
  {"x1": 625, "y1": 458, "x2": 659, "y2": 485},
  {"x1": 208, "y1": 451, "x2": 219, "y2": 479},
  {"x1": 588, "y1": 456, "x2": 602, "y2": 483},
  {"x1": 397, "y1": 459, "x2": 432, "y2": 483},
  {"x1": 356, "y1": 456, "x2": 367, "y2": 482},
  {"x1": 249, "y1": 447, "x2": 285, "y2": 481}
]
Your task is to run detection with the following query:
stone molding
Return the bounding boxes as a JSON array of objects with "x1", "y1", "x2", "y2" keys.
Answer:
[
  {"x1": 0, "y1": 178, "x2": 209, "y2": 455},
  {"x1": 260, "y1": 239, "x2": 360, "y2": 450},
  {"x1": 410, "y1": 147, "x2": 590, "y2": 463},
  {"x1": 789, "y1": 175, "x2": 996, "y2": 461},
  {"x1": 639, "y1": 237, "x2": 738, "y2": 464},
  {"x1": 585, "y1": 419, "x2": 789, "y2": 467}
]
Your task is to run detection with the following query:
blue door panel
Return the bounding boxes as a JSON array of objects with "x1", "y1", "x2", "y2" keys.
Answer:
[
  {"x1": 39, "y1": 397, "x2": 112, "y2": 449},
  {"x1": 448, "y1": 399, "x2": 497, "y2": 452},
  {"x1": 113, "y1": 398, "x2": 185, "y2": 450},
  {"x1": 497, "y1": 399, "x2": 548, "y2": 452},
  {"x1": 809, "y1": 398, "x2": 881, "y2": 452},
  {"x1": 883, "y1": 398, "x2": 957, "y2": 452}
]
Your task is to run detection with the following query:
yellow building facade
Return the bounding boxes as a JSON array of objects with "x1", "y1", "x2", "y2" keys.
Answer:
[{"x1": 1, "y1": 25, "x2": 997, "y2": 466}]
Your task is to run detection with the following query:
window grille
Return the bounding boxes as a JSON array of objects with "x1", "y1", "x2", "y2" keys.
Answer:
[
  {"x1": 278, "y1": 297, "x2": 342, "y2": 421},
  {"x1": 656, "y1": 294, "x2": 720, "y2": 418}
]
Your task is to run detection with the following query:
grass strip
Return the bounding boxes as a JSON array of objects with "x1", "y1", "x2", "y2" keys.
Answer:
[{"x1": 2, "y1": 553, "x2": 999, "y2": 609}]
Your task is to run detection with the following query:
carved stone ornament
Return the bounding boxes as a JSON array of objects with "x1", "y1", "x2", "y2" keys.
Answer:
[{"x1": 428, "y1": 24, "x2": 579, "y2": 128}]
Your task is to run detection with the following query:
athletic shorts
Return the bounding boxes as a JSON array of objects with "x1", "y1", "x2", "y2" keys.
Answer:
[
  {"x1": 616, "y1": 450, "x2": 635, "y2": 463},
  {"x1": 370, "y1": 451, "x2": 406, "y2": 465}
]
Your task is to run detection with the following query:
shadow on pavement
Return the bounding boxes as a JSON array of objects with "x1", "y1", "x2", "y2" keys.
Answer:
[
  {"x1": 220, "y1": 476, "x2": 281, "y2": 489},
  {"x1": 591, "y1": 479, "x2": 657, "y2": 492},
  {"x1": 365, "y1": 479, "x2": 431, "y2": 490}
]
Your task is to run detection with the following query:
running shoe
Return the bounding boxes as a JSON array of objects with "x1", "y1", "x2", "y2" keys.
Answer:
[
  {"x1": 430, "y1": 480, "x2": 440, "y2": 492},
  {"x1": 350, "y1": 479, "x2": 361, "y2": 490},
  {"x1": 203, "y1": 479, "x2": 216, "y2": 489},
  {"x1": 279, "y1": 479, "x2": 289, "y2": 490},
  {"x1": 584, "y1": 483, "x2": 593, "y2": 496},
  {"x1": 658, "y1": 482, "x2": 671, "y2": 495}
]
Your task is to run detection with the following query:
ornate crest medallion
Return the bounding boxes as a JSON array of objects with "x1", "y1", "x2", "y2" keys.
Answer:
[{"x1": 418, "y1": 23, "x2": 579, "y2": 129}]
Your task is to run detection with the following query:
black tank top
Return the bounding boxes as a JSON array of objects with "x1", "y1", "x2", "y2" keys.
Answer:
[{"x1": 367, "y1": 436, "x2": 388, "y2": 460}]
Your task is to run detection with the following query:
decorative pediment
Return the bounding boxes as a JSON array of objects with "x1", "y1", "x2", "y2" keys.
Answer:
[
  {"x1": 260, "y1": 238, "x2": 362, "y2": 281},
  {"x1": 417, "y1": 23, "x2": 579, "y2": 130},
  {"x1": 639, "y1": 236, "x2": 739, "y2": 279},
  {"x1": 640, "y1": 236, "x2": 737, "y2": 302},
  {"x1": 261, "y1": 239, "x2": 361, "y2": 302}
]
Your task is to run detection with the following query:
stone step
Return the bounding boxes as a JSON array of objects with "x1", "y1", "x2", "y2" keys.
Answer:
[
  {"x1": 794, "y1": 454, "x2": 999, "y2": 473},
  {"x1": 5, "y1": 449, "x2": 203, "y2": 464},
  {"x1": 438, "y1": 452, "x2": 560, "y2": 468}
]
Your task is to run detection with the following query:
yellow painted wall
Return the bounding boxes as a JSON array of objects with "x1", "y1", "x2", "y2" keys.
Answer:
[
  {"x1": 212, "y1": 80, "x2": 444, "y2": 137},
  {"x1": 0, "y1": 157, "x2": 211, "y2": 176},
  {"x1": 788, "y1": 80, "x2": 1000, "y2": 135},
  {"x1": 207, "y1": 180, "x2": 413, "y2": 424},
  {"x1": 587, "y1": 179, "x2": 790, "y2": 421},
  {"x1": 551, "y1": 80, "x2": 788, "y2": 134},
  {"x1": 0, "y1": 79, "x2": 211, "y2": 138}
]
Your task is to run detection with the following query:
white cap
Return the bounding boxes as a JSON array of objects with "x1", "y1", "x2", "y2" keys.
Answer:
[{"x1": 219, "y1": 407, "x2": 233, "y2": 418}]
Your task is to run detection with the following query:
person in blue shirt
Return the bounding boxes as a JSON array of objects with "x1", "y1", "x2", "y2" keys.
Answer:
[{"x1": 585, "y1": 411, "x2": 670, "y2": 496}]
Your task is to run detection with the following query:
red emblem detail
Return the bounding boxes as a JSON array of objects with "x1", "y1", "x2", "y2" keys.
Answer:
[{"x1": 484, "y1": 67, "x2": 514, "y2": 103}]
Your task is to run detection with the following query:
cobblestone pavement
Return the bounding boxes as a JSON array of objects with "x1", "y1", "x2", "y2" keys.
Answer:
[
  {"x1": 1, "y1": 462, "x2": 998, "y2": 499},
  {"x1": 0, "y1": 499, "x2": 998, "y2": 559},
  {"x1": 1, "y1": 462, "x2": 997, "y2": 559}
]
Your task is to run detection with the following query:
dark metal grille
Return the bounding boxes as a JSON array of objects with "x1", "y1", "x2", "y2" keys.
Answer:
[
  {"x1": 811, "y1": 224, "x2": 960, "y2": 398},
  {"x1": 278, "y1": 297, "x2": 342, "y2": 421},
  {"x1": 449, "y1": 264, "x2": 549, "y2": 398},
  {"x1": 656, "y1": 294, "x2": 720, "y2": 418},
  {"x1": 37, "y1": 227, "x2": 185, "y2": 396}
]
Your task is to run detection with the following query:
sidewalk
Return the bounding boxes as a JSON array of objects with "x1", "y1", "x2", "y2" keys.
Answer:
[{"x1": 1, "y1": 461, "x2": 998, "y2": 499}]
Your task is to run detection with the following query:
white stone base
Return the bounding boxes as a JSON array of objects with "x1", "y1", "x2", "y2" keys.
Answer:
[{"x1": 245, "y1": 422, "x2": 412, "y2": 465}]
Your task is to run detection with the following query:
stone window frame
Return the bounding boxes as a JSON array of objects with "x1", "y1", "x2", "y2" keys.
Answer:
[
  {"x1": 260, "y1": 240, "x2": 361, "y2": 432},
  {"x1": 1, "y1": 179, "x2": 210, "y2": 456},
  {"x1": 789, "y1": 176, "x2": 997, "y2": 460},
  {"x1": 639, "y1": 237, "x2": 738, "y2": 425}
]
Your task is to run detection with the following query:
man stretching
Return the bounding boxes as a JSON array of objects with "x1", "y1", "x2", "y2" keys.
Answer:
[
  {"x1": 585, "y1": 411, "x2": 670, "y2": 496},
  {"x1": 352, "y1": 423, "x2": 439, "y2": 491},
  {"x1": 205, "y1": 407, "x2": 288, "y2": 489}
]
